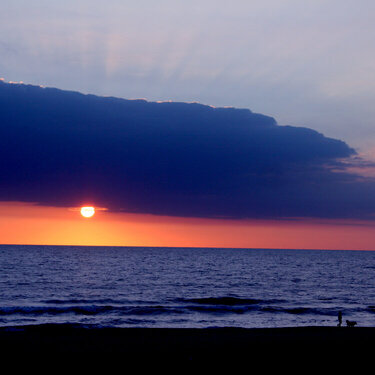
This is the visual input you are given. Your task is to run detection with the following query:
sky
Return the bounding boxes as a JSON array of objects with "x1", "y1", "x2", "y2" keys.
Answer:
[{"x1": 1, "y1": 1, "x2": 375, "y2": 249}]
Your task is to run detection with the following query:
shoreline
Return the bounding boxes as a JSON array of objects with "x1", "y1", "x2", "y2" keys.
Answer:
[{"x1": 1, "y1": 324, "x2": 374, "y2": 356}]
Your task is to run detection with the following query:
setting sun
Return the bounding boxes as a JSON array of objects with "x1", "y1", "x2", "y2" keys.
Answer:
[{"x1": 80, "y1": 206, "x2": 95, "y2": 218}]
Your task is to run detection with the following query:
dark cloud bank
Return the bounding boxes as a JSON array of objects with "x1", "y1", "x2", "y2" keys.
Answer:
[{"x1": 1, "y1": 80, "x2": 375, "y2": 220}]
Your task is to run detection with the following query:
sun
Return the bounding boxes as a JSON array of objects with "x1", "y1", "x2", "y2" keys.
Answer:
[{"x1": 80, "y1": 206, "x2": 95, "y2": 218}]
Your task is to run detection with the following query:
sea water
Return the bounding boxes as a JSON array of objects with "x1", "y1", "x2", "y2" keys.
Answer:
[{"x1": 1, "y1": 245, "x2": 375, "y2": 328}]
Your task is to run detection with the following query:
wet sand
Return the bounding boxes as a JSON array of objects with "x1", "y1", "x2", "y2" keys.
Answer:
[{"x1": 0, "y1": 324, "x2": 374, "y2": 360}]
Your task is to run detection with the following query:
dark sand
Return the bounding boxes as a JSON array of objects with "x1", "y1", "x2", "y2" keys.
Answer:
[{"x1": 1, "y1": 324, "x2": 374, "y2": 360}]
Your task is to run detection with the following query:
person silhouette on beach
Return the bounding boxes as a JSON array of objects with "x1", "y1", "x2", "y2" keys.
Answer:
[{"x1": 337, "y1": 311, "x2": 342, "y2": 327}]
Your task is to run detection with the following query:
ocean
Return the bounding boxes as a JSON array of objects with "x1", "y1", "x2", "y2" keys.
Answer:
[{"x1": 1, "y1": 245, "x2": 375, "y2": 328}]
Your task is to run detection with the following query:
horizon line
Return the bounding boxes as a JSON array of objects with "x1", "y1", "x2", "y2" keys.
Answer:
[{"x1": 0, "y1": 243, "x2": 373, "y2": 252}]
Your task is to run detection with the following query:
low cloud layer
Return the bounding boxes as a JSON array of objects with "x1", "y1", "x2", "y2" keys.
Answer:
[{"x1": 1, "y1": 80, "x2": 374, "y2": 220}]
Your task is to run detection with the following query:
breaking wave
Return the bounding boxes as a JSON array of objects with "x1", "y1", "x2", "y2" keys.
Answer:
[{"x1": 0, "y1": 296, "x2": 352, "y2": 319}]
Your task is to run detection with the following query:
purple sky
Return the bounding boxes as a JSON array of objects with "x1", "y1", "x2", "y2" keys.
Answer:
[{"x1": 1, "y1": 0, "x2": 375, "y2": 157}]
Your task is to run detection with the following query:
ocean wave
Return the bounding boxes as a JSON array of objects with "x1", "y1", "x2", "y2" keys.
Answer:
[
  {"x1": 43, "y1": 298, "x2": 129, "y2": 305},
  {"x1": 0, "y1": 305, "x2": 114, "y2": 316},
  {"x1": 0, "y1": 305, "x2": 184, "y2": 317},
  {"x1": 177, "y1": 296, "x2": 350, "y2": 316},
  {"x1": 180, "y1": 297, "x2": 283, "y2": 306},
  {"x1": 184, "y1": 304, "x2": 339, "y2": 316},
  {"x1": 260, "y1": 306, "x2": 339, "y2": 316},
  {"x1": 0, "y1": 302, "x2": 267, "y2": 317},
  {"x1": 0, "y1": 300, "x2": 358, "y2": 319}
]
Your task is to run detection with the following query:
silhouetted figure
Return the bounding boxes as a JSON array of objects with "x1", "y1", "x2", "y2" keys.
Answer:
[
  {"x1": 346, "y1": 320, "x2": 357, "y2": 327},
  {"x1": 337, "y1": 311, "x2": 342, "y2": 327}
]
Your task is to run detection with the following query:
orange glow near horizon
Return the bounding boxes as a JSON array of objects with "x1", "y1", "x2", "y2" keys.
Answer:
[{"x1": 0, "y1": 202, "x2": 374, "y2": 250}]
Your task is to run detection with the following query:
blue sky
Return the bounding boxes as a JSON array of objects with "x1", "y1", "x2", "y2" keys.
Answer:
[{"x1": 1, "y1": 0, "x2": 375, "y2": 153}]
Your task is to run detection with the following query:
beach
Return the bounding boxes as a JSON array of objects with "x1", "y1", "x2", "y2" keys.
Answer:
[
  {"x1": 1, "y1": 246, "x2": 374, "y2": 365},
  {"x1": 1, "y1": 324, "x2": 374, "y2": 360}
]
